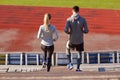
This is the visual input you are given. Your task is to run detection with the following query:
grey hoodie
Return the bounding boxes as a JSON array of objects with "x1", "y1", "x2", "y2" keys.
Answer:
[
  {"x1": 37, "y1": 24, "x2": 58, "y2": 46},
  {"x1": 64, "y1": 13, "x2": 89, "y2": 44}
]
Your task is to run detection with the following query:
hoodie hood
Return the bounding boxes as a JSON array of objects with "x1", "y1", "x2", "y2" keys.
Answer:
[{"x1": 71, "y1": 13, "x2": 80, "y2": 20}]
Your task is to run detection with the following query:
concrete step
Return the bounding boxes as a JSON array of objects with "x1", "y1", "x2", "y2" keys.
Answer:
[
  {"x1": 0, "y1": 65, "x2": 42, "y2": 73},
  {"x1": 80, "y1": 64, "x2": 120, "y2": 72}
]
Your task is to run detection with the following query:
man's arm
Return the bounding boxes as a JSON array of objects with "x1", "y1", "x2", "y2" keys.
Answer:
[
  {"x1": 83, "y1": 19, "x2": 89, "y2": 33},
  {"x1": 64, "y1": 20, "x2": 71, "y2": 34}
]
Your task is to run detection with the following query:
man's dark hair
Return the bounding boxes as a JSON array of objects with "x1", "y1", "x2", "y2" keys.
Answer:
[
  {"x1": 73, "y1": 6, "x2": 79, "y2": 13},
  {"x1": 48, "y1": 13, "x2": 51, "y2": 20}
]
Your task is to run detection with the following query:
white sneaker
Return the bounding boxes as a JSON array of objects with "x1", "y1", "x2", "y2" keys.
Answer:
[
  {"x1": 42, "y1": 62, "x2": 47, "y2": 68},
  {"x1": 67, "y1": 63, "x2": 73, "y2": 70}
]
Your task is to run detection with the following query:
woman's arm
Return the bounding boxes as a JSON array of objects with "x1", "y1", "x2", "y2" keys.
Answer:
[
  {"x1": 37, "y1": 26, "x2": 43, "y2": 39},
  {"x1": 53, "y1": 27, "x2": 58, "y2": 41}
]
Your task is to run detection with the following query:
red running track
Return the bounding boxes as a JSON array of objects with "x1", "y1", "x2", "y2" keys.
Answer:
[{"x1": 0, "y1": 5, "x2": 120, "y2": 52}]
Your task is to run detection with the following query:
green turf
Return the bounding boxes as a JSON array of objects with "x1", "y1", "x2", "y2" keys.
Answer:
[{"x1": 0, "y1": 0, "x2": 120, "y2": 10}]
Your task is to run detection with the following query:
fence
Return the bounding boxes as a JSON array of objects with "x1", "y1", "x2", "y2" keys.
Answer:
[
  {"x1": 0, "y1": 52, "x2": 43, "y2": 65},
  {"x1": 0, "y1": 50, "x2": 120, "y2": 66}
]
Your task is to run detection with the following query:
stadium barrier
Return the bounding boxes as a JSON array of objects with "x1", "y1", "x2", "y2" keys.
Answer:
[
  {"x1": 0, "y1": 50, "x2": 120, "y2": 72},
  {"x1": 55, "y1": 50, "x2": 120, "y2": 71},
  {"x1": 0, "y1": 51, "x2": 120, "y2": 65},
  {"x1": 55, "y1": 51, "x2": 120, "y2": 65}
]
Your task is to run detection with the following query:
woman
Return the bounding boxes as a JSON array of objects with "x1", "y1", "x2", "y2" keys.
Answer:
[{"x1": 37, "y1": 13, "x2": 58, "y2": 72}]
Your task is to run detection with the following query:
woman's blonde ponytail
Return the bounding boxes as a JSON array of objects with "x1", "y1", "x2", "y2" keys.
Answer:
[{"x1": 44, "y1": 13, "x2": 51, "y2": 32}]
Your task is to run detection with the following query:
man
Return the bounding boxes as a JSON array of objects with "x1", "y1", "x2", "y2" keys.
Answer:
[{"x1": 64, "y1": 6, "x2": 89, "y2": 71}]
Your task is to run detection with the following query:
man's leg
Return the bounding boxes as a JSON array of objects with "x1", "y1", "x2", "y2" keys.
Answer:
[
  {"x1": 66, "y1": 48, "x2": 72, "y2": 63},
  {"x1": 66, "y1": 40, "x2": 72, "y2": 63},
  {"x1": 76, "y1": 51, "x2": 82, "y2": 71},
  {"x1": 76, "y1": 43, "x2": 84, "y2": 71},
  {"x1": 66, "y1": 48, "x2": 73, "y2": 70}
]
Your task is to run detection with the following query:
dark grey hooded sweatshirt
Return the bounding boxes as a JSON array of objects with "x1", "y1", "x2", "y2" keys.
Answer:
[{"x1": 64, "y1": 13, "x2": 89, "y2": 44}]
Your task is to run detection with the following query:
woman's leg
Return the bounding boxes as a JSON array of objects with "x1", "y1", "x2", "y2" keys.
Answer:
[
  {"x1": 41, "y1": 44, "x2": 47, "y2": 67},
  {"x1": 47, "y1": 45, "x2": 54, "y2": 72}
]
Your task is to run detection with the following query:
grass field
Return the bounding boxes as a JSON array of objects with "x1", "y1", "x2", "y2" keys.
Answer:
[{"x1": 0, "y1": 0, "x2": 120, "y2": 10}]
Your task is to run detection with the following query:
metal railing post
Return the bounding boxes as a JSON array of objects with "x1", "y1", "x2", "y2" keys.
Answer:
[
  {"x1": 86, "y1": 53, "x2": 89, "y2": 64},
  {"x1": 117, "y1": 51, "x2": 119, "y2": 63},
  {"x1": 98, "y1": 53, "x2": 100, "y2": 64},
  {"x1": 82, "y1": 52, "x2": 84, "y2": 64},
  {"x1": 36, "y1": 53, "x2": 39, "y2": 65},
  {"x1": 25, "y1": 53, "x2": 28, "y2": 65},
  {"x1": 112, "y1": 52, "x2": 115, "y2": 63},
  {"x1": 5, "y1": 54, "x2": 8, "y2": 65}
]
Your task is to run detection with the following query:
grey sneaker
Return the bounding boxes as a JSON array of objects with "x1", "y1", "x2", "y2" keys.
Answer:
[{"x1": 76, "y1": 69, "x2": 82, "y2": 72}]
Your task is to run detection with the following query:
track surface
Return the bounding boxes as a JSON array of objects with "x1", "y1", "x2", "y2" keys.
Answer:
[
  {"x1": 0, "y1": 5, "x2": 120, "y2": 52},
  {"x1": 0, "y1": 66, "x2": 120, "y2": 80}
]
